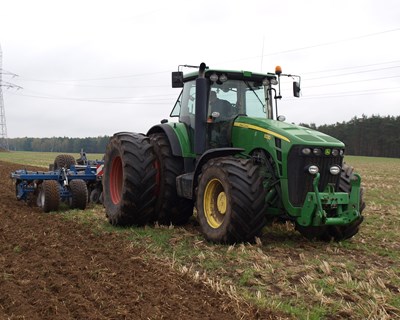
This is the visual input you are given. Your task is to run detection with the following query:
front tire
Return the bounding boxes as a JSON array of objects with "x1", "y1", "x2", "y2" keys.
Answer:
[
  {"x1": 328, "y1": 163, "x2": 365, "y2": 240},
  {"x1": 103, "y1": 132, "x2": 157, "y2": 226},
  {"x1": 196, "y1": 157, "x2": 267, "y2": 243}
]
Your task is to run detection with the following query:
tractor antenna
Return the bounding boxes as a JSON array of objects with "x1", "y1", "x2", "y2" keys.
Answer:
[
  {"x1": 260, "y1": 35, "x2": 265, "y2": 72},
  {"x1": 178, "y1": 64, "x2": 209, "y2": 73}
]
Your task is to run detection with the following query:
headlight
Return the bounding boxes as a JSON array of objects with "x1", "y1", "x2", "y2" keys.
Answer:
[
  {"x1": 210, "y1": 73, "x2": 218, "y2": 82},
  {"x1": 262, "y1": 78, "x2": 270, "y2": 86},
  {"x1": 219, "y1": 74, "x2": 228, "y2": 82},
  {"x1": 329, "y1": 165, "x2": 341, "y2": 175},
  {"x1": 313, "y1": 148, "x2": 322, "y2": 156},
  {"x1": 308, "y1": 165, "x2": 319, "y2": 175},
  {"x1": 331, "y1": 149, "x2": 339, "y2": 156},
  {"x1": 301, "y1": 148, "x2": 311, "y2": 155}
]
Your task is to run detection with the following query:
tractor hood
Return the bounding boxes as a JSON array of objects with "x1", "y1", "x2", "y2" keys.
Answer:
[{"x1": 233, "y1": 117, "x2": 345, "y2": 147}]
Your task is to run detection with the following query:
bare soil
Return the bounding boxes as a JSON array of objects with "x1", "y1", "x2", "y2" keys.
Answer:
[{"x1": 0, "y1": 160, "x2": 282, "y2": 320}]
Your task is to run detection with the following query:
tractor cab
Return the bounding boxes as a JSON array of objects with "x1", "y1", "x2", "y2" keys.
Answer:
[{"x1": 170, "y1": 67, "x2": 280, "y2": 152}]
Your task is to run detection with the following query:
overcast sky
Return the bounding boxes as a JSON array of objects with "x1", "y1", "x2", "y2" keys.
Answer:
[{"x1": 0, "y1": 0, "x2": 399, "y2": 138}]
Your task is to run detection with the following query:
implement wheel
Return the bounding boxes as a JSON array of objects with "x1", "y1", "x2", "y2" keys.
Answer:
[
  {"x1": 196, "y1": 157, "x2": 267, "y2": 244},
  {"x1": 103, "y1": 132, "x2": 157, "y2": 226},
  {"x1": 37, "y1": 180, "x2": 60, "y2": 213},
  {"x1": 69, "y1": 179, "x2": 88, "y2": 210},
  {"x1": 296, "y1": 163, "x2": 365, "y2": 241},
  {"x1": 90, "y1": 188, "x2": 101, "y2": 204},
  {"x1": 149, "y1": 132, "x2": 193, "y2": 225},
  {"x1": 54, "y1": 154, "x2": 76, "y2": 170}
]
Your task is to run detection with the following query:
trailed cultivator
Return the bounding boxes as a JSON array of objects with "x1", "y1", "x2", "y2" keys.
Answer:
[{"x1": 11, "y1": 153, "x2": 104, "y2": 212}]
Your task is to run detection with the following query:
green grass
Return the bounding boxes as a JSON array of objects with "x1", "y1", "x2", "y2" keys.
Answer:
[
  {"x1": 0, "y1": 151, "x2": 104, "y2": 168},
  {"x1": 4, "y1": 153, "x2": 400, "y2": 319}
]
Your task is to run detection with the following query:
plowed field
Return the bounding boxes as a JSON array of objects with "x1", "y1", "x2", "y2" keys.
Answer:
[{"x1": 0, "y1": 160, "x2": 278, "y2": 320}]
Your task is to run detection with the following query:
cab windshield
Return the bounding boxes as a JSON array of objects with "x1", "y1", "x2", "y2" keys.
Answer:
[
  {"x1": 170, "y1": 78, "x2": 272, "y2": 126},
  {"x1": 210, "y1": 80, "x2": 268, "y2": 118}
]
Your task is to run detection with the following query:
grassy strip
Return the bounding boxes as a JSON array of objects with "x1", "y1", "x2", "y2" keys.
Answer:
[{"x1": 0, "y1": 151, "x2": 104, "y2": 168}]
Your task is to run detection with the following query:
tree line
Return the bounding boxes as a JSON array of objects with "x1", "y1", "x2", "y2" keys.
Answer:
[
  {"x1": 7, "y1": 115, "x2": 400, "y2": 158},
  {"x1": 300, "y1": 115, "x2": 400, "y2": 158},
  {"x1": 8, "y1": 136, "x2": 110, "y2": 154}
]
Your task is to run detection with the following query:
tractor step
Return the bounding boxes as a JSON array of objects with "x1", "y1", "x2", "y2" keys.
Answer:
[{"x1": 176, "y1": 172, "x2": 194, "y2": 200}]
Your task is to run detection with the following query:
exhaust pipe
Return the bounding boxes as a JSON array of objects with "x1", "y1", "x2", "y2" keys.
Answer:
[{"x1": 194, "y1": 62, "x2": 208, "y2": 155}]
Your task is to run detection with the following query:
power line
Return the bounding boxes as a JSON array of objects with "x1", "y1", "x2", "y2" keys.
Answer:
[
  {"x1": 267, "y1": 27, "x2": 400, "y2": 56},
  {"x1": 222, "y1": 27, "x2": 400, "y2": 64},
  {"x1": 0, "y1": 80, "x2": 23, "y2": 90},
  {"x1": 6, "y1": 91, "x2": 172, "y2": 105},
  {"x1": 13, "y1": 81, "x2": 169, "y2": 89},
  {"x1": 14, "y1": 59, "x2": 400, "y2": 91},
  {"x1": 303, "y1": 87, "x2": 400, "y2": 98},
  {"x1": 283, "y1": 86, "x2": 400, "y2": 102},
  {"x1": 7, "y1": 83, "x2": 400, "y2": 106},
  {"x1": 304, "y1": 75, "x2": 400, "y2": 88},
  {"x1": 302, "y1": 59, "x2": 400, "y2": 75},
  {"x1": 305, "y1": 65, "x2": 400, "y2": 81},
  {"x1": 10, "y1": 87, "x2": 176, "y2": 101},
  {"x1": 0, "y1": 69, "x2": 18, "y2": 77},
  {"x1": 296, "y1": 90, "x2": 400, "y2": 100},
  {"x1": 18, "y1": 70, "x2": 170, "y2": 83}
]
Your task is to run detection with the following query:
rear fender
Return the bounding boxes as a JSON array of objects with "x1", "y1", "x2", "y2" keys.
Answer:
[{"x1": 147, "y1": 124, "x2": 182, "y2": 157}]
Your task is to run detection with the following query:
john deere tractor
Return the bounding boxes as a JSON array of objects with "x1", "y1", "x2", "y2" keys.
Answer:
[{"x1": 102, "y1": 63, "x2": 364, "y2": 243}]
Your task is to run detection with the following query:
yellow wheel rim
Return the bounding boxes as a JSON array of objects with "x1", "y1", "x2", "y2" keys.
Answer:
[{"x1": 203, "y1": 178, "x2": 227, "y2": 228}]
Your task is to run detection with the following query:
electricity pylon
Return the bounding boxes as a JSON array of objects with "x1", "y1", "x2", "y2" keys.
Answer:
[
  {"x1": 0, "y1": 43, "x2": 8, "y2": 150},
  {"x1": 0, "y1": 44, "x2": 22, "y2": 150}
]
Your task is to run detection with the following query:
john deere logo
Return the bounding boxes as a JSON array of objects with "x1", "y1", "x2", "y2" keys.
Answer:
[
  {"x1": 325, "y1": 149, "x2": 331, "y2": 156},
  {"x1": 264, "y1": 134, "x2": 272, "y2": 140}
]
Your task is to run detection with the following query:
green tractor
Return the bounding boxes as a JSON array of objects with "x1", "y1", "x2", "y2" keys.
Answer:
[{"x1": 102, "y1": 63, "x2": 365, "y2": 243}]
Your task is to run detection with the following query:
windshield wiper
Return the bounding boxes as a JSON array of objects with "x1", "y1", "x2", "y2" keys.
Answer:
[{"x1": 244, "y1": 81, "x2": 264, "y2": 108}]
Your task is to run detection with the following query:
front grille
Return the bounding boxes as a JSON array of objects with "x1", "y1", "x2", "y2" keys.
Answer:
[{"x1": 287, "y1": 146, "x2": 343, "y2": 207}]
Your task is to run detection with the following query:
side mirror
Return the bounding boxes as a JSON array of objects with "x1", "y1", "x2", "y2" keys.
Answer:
[
  {"x1": 172, "y1": 72, "x2": 184, "y2": 88},
  {"x1": 293, "y1": 81, "x2": 301, "y2": 98}
]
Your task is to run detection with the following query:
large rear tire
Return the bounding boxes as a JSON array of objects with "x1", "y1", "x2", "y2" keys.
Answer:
[
  {"x1": 103, "y1": 132, "x2": 157, "y2": 226},
  {"x1": 196, "y1": 157, "x2": 267, "y2": 244},
  {"x1": 38, "y1": 180, "x2": 60, "y2": 213},
  {"x1": 149, "y1": 133, "x2": 193, "y2": 225},
  {"x1": 69, "y1": 179, "x2": 88, "y2": 210},
  {"x1": 296, "y1": 163, "x2": 365, "y2": 241},
  {"x1": 54, "y1": 154, "x2": 76, "y2": 170}
]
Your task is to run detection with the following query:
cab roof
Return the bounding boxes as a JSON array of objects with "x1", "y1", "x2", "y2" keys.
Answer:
[{"x1": 183, "y1": 69, "x2": 277, "y2": 83}]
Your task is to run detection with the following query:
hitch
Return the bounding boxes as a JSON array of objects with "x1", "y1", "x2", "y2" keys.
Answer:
[{"x1": 297, "y1": 173, "x2": 362, "y2": 227}]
